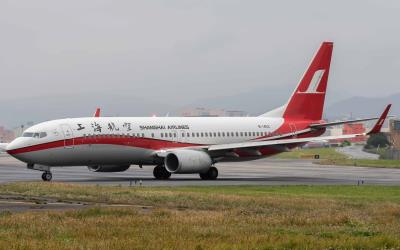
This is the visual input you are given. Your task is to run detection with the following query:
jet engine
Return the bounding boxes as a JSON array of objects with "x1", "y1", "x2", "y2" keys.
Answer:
[
  {"x1": 164, "y1": 150, "x2": 212, "y2": 174},
  {"x1": 88, "y1": 165, "x2": 130, "y2": 172}
]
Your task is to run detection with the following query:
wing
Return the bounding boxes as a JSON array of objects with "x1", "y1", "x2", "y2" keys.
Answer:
[
  {"x1": 207, "y1": 104, "x2": 391, "y2": 152},
  {"x1": 155, "y1": 105, "x2": 391, "y2": 157},
  {"x1": 310, "y1": 104, "x2": 392, "y2": 129}
]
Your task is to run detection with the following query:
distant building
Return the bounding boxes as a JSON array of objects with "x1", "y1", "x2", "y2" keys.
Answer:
[
  {"x1": 389, "y1": 119, "x2": 400, "y2": 150},
  {"x1": 328, "y1": 123, "x2": 368, "y2": 145},
  {"x1": 326, "y1": 127, "x2": 342, "y2": 136},
  {"x1": 12, "y1": 121, "x2": 36, "y2": 138},
  {"x1": 343, "y1": 123, "x2": 368, "y2": 143},
  {"x1": 224, "y1": 110, "x2": 248, "y2": 117},
  {"x1": 180, "y1": 107, "x2": 248, "y2": 117},
  {"x1": 0, "y1": 126, "x2": 15, "y2": 142}
]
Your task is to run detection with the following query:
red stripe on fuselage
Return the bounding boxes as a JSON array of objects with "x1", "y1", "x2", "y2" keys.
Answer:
[
  {"x1": 6, "y1": 137, "x2": 204, "y2": 155},
  {"x1": 7, "y1": 125, "x2": 325, "y2": 156}
]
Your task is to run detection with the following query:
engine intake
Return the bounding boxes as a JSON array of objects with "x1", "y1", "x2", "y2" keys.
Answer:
[
  {"x1": 165, "y1": 150, "x2": 212, "y2": 174},
  {"x1": 88, "y1": 165, "x2": 130, "y2": 172}
]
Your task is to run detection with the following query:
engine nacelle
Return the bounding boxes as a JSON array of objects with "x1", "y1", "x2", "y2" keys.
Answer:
[
  {"x1": 88, "y1": 165, "x2": 130, "y2": 172},
  {"x1": 164, "y1": 150, "x2": 212, "y2": 174}
]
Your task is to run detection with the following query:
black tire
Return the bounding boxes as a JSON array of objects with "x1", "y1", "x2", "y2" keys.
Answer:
[
  {"x1": 153, "y1": 165, "x2": 171, "y2": 180},
  {"x1": 199, "y1": 167, "x2": 218, "y2": 180},
  {"x1": 199, "y1": 172, "x2": 209, "y2": 180},
  {"x1": 41, "y1": 172, "x2": 52, "y2": 181},
  {"x1": 208, "y1": 167, "x2": 218, "y2": 180}
]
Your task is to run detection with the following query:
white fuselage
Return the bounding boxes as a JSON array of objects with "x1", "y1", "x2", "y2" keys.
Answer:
[{"x1": 6, "y1": 116, "x2": 292, "y2": 167}]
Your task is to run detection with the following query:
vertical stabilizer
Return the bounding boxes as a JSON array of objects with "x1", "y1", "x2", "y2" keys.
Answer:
[{"x1": 261, "y1": 42, "x2": 333, "y2": 121}]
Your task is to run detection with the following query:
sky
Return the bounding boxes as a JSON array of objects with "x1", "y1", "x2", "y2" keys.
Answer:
[{"x1": 0, "y1": 0, "x2": 399, "y2": 122}]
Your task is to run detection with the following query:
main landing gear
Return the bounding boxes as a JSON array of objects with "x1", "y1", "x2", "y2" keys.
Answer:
[
  {"x1": 199, "y1": 167, "x2": 218, "y2": 180},
  {"x1": 153, "y1": 165, "x2": 171, "y2": 180}
]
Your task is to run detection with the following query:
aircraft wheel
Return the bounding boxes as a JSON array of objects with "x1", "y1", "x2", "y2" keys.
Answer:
[
  {"x1": 41, "y1": 172, "x2": 52, "y2": 182},
  {"x1": 153, "y1": 165, "x2": 171, "y2": 180},
  {"x1": 200, "y1": 167, "x2": 218, "y2": 180}
]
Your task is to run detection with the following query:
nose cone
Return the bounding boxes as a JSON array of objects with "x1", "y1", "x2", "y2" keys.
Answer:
[
  {"x1": 6, "y1": 138, "x2": 27, "y2": 154},
  {"x1": 6, "y1": 138, "x2": 35, "y2": 164}
]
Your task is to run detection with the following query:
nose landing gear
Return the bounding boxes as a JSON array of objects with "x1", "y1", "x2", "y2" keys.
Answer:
[
  {"x1": 41, "y1": 171, "x2": 52, "y2": 181},
  {"x1": 27, "y1": 164, "x2": 53, "y2": 182}
]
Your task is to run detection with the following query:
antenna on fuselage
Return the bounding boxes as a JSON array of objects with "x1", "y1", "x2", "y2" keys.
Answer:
[{"x1": 94, "y1": 108, "x2": 101, "y2": 117}]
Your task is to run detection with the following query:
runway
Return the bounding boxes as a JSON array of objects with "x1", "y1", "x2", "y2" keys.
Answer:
[{"x1": 0, "y1": 154, "x2": 399, "y2": 186}]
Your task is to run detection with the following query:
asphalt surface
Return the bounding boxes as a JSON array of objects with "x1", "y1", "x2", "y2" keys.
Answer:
[
  {"x1": 336, "y1": 145, "x2": 379, "y2": 160},
  {"x1": 0, "y1": 154, "x2": 399, "y2": 186}
]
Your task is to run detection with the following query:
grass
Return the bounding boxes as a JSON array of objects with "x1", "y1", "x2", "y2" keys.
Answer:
[
  {"x1": 274, "y1": 147, "x2": 346, "y2": 160},
  {"x1": 0, "y1": 183, "x2": 400, "y2": 249},
  {"x1": 276, "y1": 147, "x2": 400, "y2": 168}
]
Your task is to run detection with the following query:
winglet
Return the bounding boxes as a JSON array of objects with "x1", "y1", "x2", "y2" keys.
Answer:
[
  {"x1": 94, "y1": 108, "x2": 101, "y2": 118},
  {"x1": 367, "y1": 104, "x2": 391, "y2": 135}
]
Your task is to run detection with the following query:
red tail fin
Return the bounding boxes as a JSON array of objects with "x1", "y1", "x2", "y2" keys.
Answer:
[{"x1": 283, "y1": 42, "x2": 333, "y2": 120}]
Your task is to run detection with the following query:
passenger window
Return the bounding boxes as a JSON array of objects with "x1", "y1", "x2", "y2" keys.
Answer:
[
  {"x1": 196, "y1": 133, "x2": 199, "y2": 137},
  {"x1": 161, "y1": 133, "x2": 164, "y2": 138},
  {"x1": 151, "y1": 133, "x2": 154, "y2": 138},
  {"x1": 182, "y1": 133, "x2": 185, "y2": 137},
  {"x1": 173, "y1": 133, "x2": 176, "y2": 138},
  {"x1": 240, "y1": 132, "x2": 243, "y2": 136},
  {"x1": 213, "y1": 132, "x2": 216, "y2": 137},
  {"x1": 222, "y1": 132, "x2": 225, "y2": 137},
  {"x1": 217, "y1": 132, "x2": 221, "y2": 137},
  {"x1": 205, "y1": 132, "x2": 208, "y2": 137},
  {"x1": 201, "y1": 132, "x2": 204, "y2": 137},
  {"x1": 236, "y1": 132, "x2": 239, "y2": 137},
  {"x1": 187, "y1": 133, "x2": 190, "y2": 137},
  {"x1": 209, "y1": 132, "x2": 212, "y2": 138},
  {"x1": 192, "y1": 132, "x2": 195, "y2": 137}
]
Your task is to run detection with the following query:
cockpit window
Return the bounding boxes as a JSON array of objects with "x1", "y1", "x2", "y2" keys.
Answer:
[
  {"x1": 22, "y1": 132, "x2": 47, "y2": 138},
  {"x1": 22, "y1": 132, "x2": 34, "y2": 137}
]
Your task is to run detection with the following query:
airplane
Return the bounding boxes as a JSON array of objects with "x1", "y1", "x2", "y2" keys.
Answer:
[{"x1": 4, "y1": 41, "x2": 392, "y2": 181}]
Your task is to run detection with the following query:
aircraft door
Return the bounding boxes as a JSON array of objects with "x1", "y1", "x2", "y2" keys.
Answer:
[{"x1": 60, "y1": 124, "x2": 74, "y2": 148}]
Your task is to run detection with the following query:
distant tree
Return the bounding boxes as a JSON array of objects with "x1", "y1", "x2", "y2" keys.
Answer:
[
  {"x1": 366, "y1": 133, "x2": 390, "y2": 148},
  {"x1": 341, "y1": 140, "x2": 351, "y2": 147}
]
